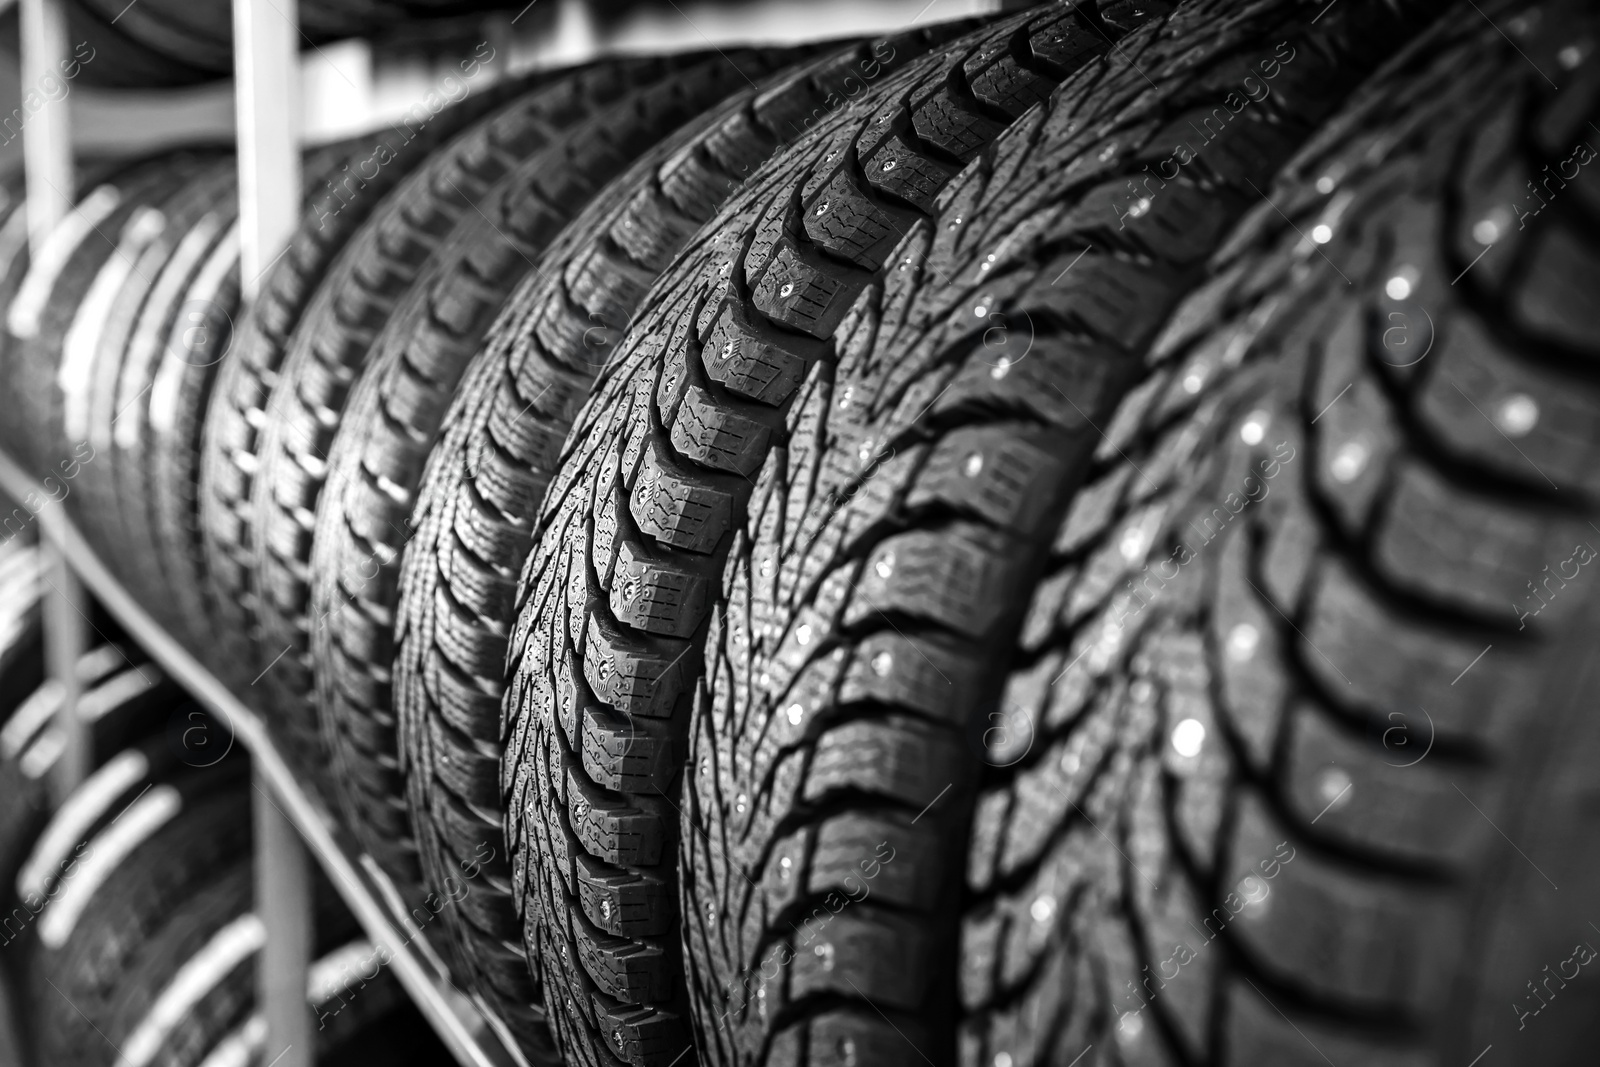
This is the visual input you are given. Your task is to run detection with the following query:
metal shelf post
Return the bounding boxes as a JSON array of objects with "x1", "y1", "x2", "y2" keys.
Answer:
[
  {"x1": 19, "y1": 0, "x2": 91, "y2": 808},
  {"x1": 232, "y1": 2, "x2": 312, "y2": 1065},
  {"x1": 19, "y1": 0, "x2": 73, "y2": 248}
]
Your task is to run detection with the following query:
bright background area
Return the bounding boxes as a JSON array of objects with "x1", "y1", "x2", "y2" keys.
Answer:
[{"x1": 0, "y1": 0, "x2": 1002, "y2": 169}]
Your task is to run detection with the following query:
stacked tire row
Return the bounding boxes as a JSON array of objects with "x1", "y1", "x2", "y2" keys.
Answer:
[
  {"x1": 0, "y1": 600, "x2": 456, "y2": 1066},
  {"x1": 2, "y1": 1, "x2": 1597, "y2": 1065}
]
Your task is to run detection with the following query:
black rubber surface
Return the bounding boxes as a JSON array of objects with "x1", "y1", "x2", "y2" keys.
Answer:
[
  {"x1": 492, "y1": 2, "x2": 1465, "y2": 1066},
  {"x1": 199, "y1": 71, "x2": 545, "y2": 694},
  {"x1": 242, "y1": 56, "x2": 753, "y2": 918},
  {"x1": 0, "y1": 168, "x2": 35, "y2": 466},
  {"x1": 92, "y1": 863, "x2": 363, "y2": 1067},
  {"x1": 138, "y1": 192, "x2": 247, "y2": 655},
  {"x1": 383, "y1": 33, "x2": 969, "y2": 1067},
  {"x1": 5, "y1": 153, "x2": 216, "y2": 479},
  {"x1": 62, "y1": 156, "x2": 239, "y2": 627},
  {"x1": 311, "y1": 42, "x2": 819, "y2": 1059},
  {"x1": 0, "y1": 645, "x2": 147, "y2": 908},
  {"x1": 957, "y1": 2, "x2": 1600, "y2": 1065},
  {"x1": 491, "y1": 5, "x2": 1209, "y2": 1066},
  {"x1": 26, "y1": 759, "x2": 247, "y2": 1065}
]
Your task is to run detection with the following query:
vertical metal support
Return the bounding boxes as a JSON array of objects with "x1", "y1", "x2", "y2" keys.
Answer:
[
  {"x1": 40, "y1": 542, "x2": 88, "y2": 803},
  {"x1": 254, "y1": 785, "x2": 313, "y2": 1067},
  {"x1": 234, "y1": 0, "x2": 301, "y2": 302},
  {"x1": 21, "y1": 0, "x2": 91, "y2": 806},
  {"x1": 234, "y1": 2, "x2": 310, "y2": 1064},
  {"x1": 19, "y1": 0, "x2": 74, "y2": 249}
]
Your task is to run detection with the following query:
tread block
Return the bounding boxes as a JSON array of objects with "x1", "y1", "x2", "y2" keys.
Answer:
[
  {"x1": 960, "y1": 36, "x2": 1062, "y2": 116},
  {"x1": 581, "y1": 704, "x2": 677, "y2": 795},
  {"x1": 629, "y1": 434, "x2": 736, "y2": 555},
  {"x1": 583, "y1": 609, "x2": 692, "y2": 719},
  {"x1": 931, "y1": 334, "x2": 1118, "y2": 432},
  {"x1": 432, "y1": 583, "x2": 506, "y2": 680},
  {"x1": 701, "y1": 299, "x2": 822, "y2": 407},
  {"x1": 654, "y1": 335, "x2": 695, "y2": 428},
  {"x1": 1282, "y1": 704, "x2": 1487, "y2": 868},
  {"x1": 1025, "y1": 15, "x2": 1105, "y2": 77},
  {"x1": 1311, "y1": 365, "x2": 1398, "y2": 535},
  {"x1": 565, "y1": 765, "x2": 665, "y2": 868},
  {"x1": 344, "y1": 469, "x2": 413, "y2": 547},
  {"x1": 905, "y1": 424, "x2": 1074, "y2": 534},
  {"x1": 593, "y1": 476, "x2": 632, "y2": 591},
  {"x1": 802, "y1": 716, "x2": 963, "y2": 810},
  {"x1": 589, "y1": 994, "x2": 686, "y2": 1067},
  {"x1": 1415, "y1": 312, "x2": 1600, "y2": 494},
  {"x1": 576, "y1": 853, "x2": 672, "y2": 938},
  {"x1": 750, "y1": 240, "x2": 868, "y2": 340},
  {"x1": 1303, "y1": 557, "x2": 1538, "y2": 747},
  {"x1": 1375, "y1": 460, "x2": 1585, "y2": 619},
  {"x1": 609, "y1": 536, "x2": 715, "y2": 640},
  {"x1": 659, "y1": 146, "x2": 737, "y2": 221},
  {"x1": 841, "y1": 524, "x2": 1025, "y2": 639},
  {"x1": 1226, "y1": 795, "x2": 1457, "y2": 1016},
  {"x1": 568, "y1": 245, "x2": 661, "y2": 324},
  {"x1": 701, "y1": 104, "x2": 776, "y2": 177},
  {"x1": 668, "y1": 385, "x2": 778, "y2": 477},
  {"x1": 453, "y1": 480, "x2": 534, "y2": 579},
  {"x1": 555, "y1": 640, "x2": 591, "y2": 748},
  {"x1": 543, "y1": 780, "x2": 583, "y2": 895},
  {"x1": 475, "y1": 431, "x2": 552, "y2": 522},
  {"x1": 798, "y1": 1011, "x2": 934, "y2": 1067},
  {"x1": 426, "y1": 712, "x2": 500, "y2": 810},
  {"x1": 837, "y1": 632, "x2": 979, "y2": 728},
  {"x1": 862, "y1": 132, "x2": 961, "y2": 213},
  {"x1": 571, "y1": 907, "x2": 675, "y2": 1007},
  {"x1": 910, "y1": 82, "x2": 1008, "y2": 161},
  {"x1": 1026, "y1": 251, "x2": 1183, "y2": 353},
  {"x1": 610, "y1": 185, "x2": 700, "y2": 272},
  {"x1": 788, "y1": 907, "x2": 933, "y2": 1009},
  {"x1": 1515, "y1": 224, "x2": 1600, "y2": 350},
  {"x1": 1222, "y1": 977, "x2": 1430, "y2": 1067},
  {"x1": 438, "y1": 527, "x2": 519, "y2": 624},
  {"x1": 802, "y1": 169, "x2": 920, "y2": 270},
  {"x1": 810, "y1": 813, "x2": 942, "y2": 911}
]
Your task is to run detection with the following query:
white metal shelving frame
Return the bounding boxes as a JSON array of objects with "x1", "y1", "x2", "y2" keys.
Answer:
[{"x1": 11, "y1": 1, "x2": 524, "y2": 1064}]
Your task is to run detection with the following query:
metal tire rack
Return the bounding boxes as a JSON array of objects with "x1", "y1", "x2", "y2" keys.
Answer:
[{"x1": 4, "y1": 1, "x2": 524, "y2": 1063}]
